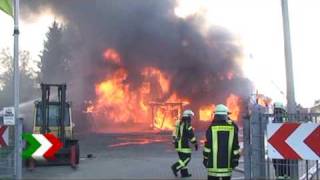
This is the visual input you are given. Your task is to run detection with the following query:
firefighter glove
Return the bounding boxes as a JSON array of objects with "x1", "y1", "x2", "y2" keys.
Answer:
[
  {"x1": 231, "y1": 159, "x2": 239, "y2": 169},
  {"x1": 203, "y1": 159, "x2": 208, "y2": 168}
]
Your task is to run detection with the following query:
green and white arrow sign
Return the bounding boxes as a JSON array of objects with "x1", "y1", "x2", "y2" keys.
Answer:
[{"x1": 22, "y1": 133, "x2": 63, "y2": 160}]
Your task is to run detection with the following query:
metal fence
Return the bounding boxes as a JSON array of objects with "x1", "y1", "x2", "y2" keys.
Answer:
[
  {"x1": 0, "y1": 118, "x2": 16, "y2": 179},
  {"x1": 244, "y1": 105, "x2": 320, "y2": 179}
]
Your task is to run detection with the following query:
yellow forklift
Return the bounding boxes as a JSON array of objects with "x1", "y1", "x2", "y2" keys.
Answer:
[{"x1": 28, "y1": 83, "x2": 79, "y2": 169}]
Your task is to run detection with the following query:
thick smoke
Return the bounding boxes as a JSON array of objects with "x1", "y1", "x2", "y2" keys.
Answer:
[{"x1": 22, "y1": 0, "x2": 252, "y2": 130}]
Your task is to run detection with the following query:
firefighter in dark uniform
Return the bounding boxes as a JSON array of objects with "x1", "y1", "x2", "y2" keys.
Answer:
[
  {"x1": 171, "y1": 109, "x2": 198, "y2": 178},
  {"x1": 203, "y1": 104, "x2": 240, "y2": 180},
  {"x1": 272, "y1": 102, "x2": 291, "y2": 180}
]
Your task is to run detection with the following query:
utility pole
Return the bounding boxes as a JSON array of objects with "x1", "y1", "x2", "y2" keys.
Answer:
[
  {"x1": 13, "y1": 0, "x2": 22, "y2": 179},
  {"x1": 281, "y1": 0, "x2": 298, "y2": 178},
  {"x1": 281, "y1": 0, "x2": 296, "y2": 114}
]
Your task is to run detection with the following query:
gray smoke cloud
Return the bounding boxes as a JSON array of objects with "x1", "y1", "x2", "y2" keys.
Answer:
[{"x1": 22, "y1": 0, "x2": 252, "y2": 130}]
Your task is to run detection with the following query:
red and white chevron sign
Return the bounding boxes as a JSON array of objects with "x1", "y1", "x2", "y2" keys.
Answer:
[
  {"x1": 22, "y1": 133, "x2": 63, "y2": 161},
  {"x1": 267, "y1": 123, "x2": 320, "y2": 160},
  {"x1": 0, "y1": 125, "x2": 9, "y2": 147}
]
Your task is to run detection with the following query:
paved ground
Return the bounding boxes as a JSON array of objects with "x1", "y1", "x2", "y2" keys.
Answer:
[{"x1": 23, "y1": 132, "x2": 244, "y2": 180}]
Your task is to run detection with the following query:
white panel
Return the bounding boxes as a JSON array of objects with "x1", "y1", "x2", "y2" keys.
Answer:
[
  {"x1": 287, "y1": 123, "x2": 319, "y2": 160},
  {"x1": 267, "y1": 123, "x2": 283, "y2": 159},
  {"x1": 32, "y1": 134, "x2": 52, "y2": 160}
]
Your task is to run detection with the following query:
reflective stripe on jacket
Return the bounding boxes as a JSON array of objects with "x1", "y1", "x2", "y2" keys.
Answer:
[
  {"x1": 175, "y1": 121, "x2": 197, "y2": 153},
  {"x1": 203, "y1": 118, "x2": 240, "y2": 177}
]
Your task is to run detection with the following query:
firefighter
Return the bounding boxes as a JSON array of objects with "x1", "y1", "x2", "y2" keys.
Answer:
[
  {"x1": 203, "y1": 104, "x2": 240, "y2": 180},
  {"x1": 272, "y1": 102, "x2": 291, "y2": 180},
  {"x1": 171, "y1": 109, "x2": 198, "y2": 178}
]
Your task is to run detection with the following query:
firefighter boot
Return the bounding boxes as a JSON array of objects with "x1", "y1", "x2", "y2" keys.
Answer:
[
  {"x1": 171, "y1": 164, "x2": 179, "y2": 177},
  {"x1": 181, "y1": 168, "x2": 192, "y2": 178}
]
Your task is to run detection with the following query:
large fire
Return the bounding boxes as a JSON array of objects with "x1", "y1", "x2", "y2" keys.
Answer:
[
  {"x1": 198, "y1": 94, "x2": 241, "y2": 122},
  {"x1": 199, "y1": 104, "x2": 215, "y2": 121},
  {"x1": 87, "y1": 49, "x2": 189, "y2": 131},
  {"x1": 226, "y1": 94, "x2": 241, "y2": 120},
  {"x1": 86, "y1": 48, "x2": 242, "y2": 132}
]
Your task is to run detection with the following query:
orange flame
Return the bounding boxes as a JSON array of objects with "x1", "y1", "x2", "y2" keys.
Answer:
[
  {"x1": 87, "y1": 49, "x2": 242, "y2": 132},
  {"x1": 142, "y1": 67, "x2": 170, "y2": 94},
  {"x1": 87, "y1": 65, "x2": 188, "y2": 131},
  {"x1": 152, "y1": 93, "x2": 190, "y2": 130},
  {"x1": 226, "y1": 94, "x2": 241, "y2": 120},
  {"x1": 93, "y1": 68, "x2": 150, "y2": 124},
  {"x1": 103, "y1": 48, "x2": 121, "y2": 65},
  {"x1": 199, "y1": 104, "x2": 215, "y2": 121},
  {"x1": 256, "y1": 94, "x2": 272, "y2": 107},
  {"x1": 199, "y1": 94, "x2": 241, "y2": 122}
]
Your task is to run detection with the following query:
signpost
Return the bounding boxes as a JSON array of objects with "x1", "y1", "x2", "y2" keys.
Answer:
[
  {"x1": 3, "y1": 107, "x2": 15, "y2": 125},
  {"x1": 267, "y1": 123, "x2": 320, "y2": 160}
]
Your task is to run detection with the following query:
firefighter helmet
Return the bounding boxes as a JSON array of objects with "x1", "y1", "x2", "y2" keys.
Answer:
[
  {"x1": 182, "y1": 109, "x2": 194, "y2": 117},
  {"x1": 214, "y1": 104, "x2": 230, "y2": 115}
]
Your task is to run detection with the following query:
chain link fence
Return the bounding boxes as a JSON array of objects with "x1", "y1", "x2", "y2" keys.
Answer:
[
  {"x1": 244, "y1": 105, "x2": 320, "y2": 179},
  {"x1": 0, "y1": 117, "x2": 16, "y2": 179}
]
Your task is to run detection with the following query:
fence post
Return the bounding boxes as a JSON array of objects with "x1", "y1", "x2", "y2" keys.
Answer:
[
  {"x1": 251, "y1": 105, "x2": 266, "y2": 178},
  {"x1": 0, "y1": 118, "x2": 15, "y2": 179},
  {"x1": 243, "y1": 113, "x2": 251, "y2": 179},
  {"x1": 317, "y1": 160, "x2": 319, "y2": 180}
]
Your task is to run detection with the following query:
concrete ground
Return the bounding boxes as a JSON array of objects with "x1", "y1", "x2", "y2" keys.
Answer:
[{"x1": 23, "y1": 132, "x2": 244, "y2": 180}]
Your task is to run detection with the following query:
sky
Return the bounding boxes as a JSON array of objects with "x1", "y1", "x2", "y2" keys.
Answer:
[{"x1": 0, "y1": 0, "x2": 320, "y2": 108}]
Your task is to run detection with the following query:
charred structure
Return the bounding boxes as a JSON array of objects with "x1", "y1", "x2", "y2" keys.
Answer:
[{"x1": 22, "y1": 0, "x2": 252, "y2": 132}]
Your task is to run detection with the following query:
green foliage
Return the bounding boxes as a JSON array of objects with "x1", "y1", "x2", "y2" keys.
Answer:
[
  {"x1": 40, "y1": 21, "x2": 70, "y2": 83},
  {"x1": 0, "y1": 21, "x2": 70, "y2": 108},
  {"x1": 0, "y1": 48, "x2": 40, "y2": 108}
]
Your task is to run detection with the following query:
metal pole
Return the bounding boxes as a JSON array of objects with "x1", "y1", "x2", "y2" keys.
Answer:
[
  {"x1": 243, "y1": 113, "x2": 251, "y2": 179},
  {"x1": 281, "y1": 0, "x2": 296, "y2": 114},
  {"x1": 251, "y1": 105, "x2": 265, "y2": 178},
  {"x1": 13, "y1": 0, "x2": 22, "y2": 179},
  {"x1": 281, "y1": 0, "x2": 298, "y2": 178},
  {"x1": 306, "y1": 160, "x2": 309, "y2": 180},
  {"x1": 316, "y1": 160, "x2": 319, "y2": 180}
]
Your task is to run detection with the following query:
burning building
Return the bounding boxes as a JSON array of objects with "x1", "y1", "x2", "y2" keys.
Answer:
[{"x1": 22, "y1": 0, "x2": 252, "y2": 132}]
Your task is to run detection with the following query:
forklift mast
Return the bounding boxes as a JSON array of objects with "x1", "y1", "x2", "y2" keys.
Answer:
[{"x1": 40, "y1": 83, "x2": 67, "y2": 142}]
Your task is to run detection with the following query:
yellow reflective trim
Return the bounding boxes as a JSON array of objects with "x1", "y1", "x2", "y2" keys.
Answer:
[
  {"x1": 212, "y1": 126, "x2": 218, "y2": 169},
  {"x1": 204, "y1": 156, "x2": 208, "y2": 159},
  {"x1": 176, "y1": 148, "x2": 192, "y2": 153},
  {"x1": 177, "y1": 159, "x2": 184, "y2": 169},
  {"x1": 204, "y1": 147, "x2": 211, "y2": 153},
  {"x1": 211, "y1": 125, "x2": 235, "y2": 169},
  {"x1": 208, "y1": 168, "x2": 232, "y2": 172},
  {"x1": 212, "y1": 125, "x2": 234, "y2": 131},
  {"x1": 177, "y1": 158, "x2": 190, "y2": 169},
  {"x1": 207, "y1": 171, "x2": 232, "y2": 177},
  {"x1": 228, "y1": 126, "x2": 234, "y2": 168},
  {"x1": 178, "y1": 123, "x2": 184, "y2": 149},
  {"x1": 179, "y1": 160, "x2": 185, "y2": 166},
  {"x1": 184, "y1": 158, "x2": 190, "y2": 165},
  {"x1": 188, "y1": 126, "x2": 192, "y2": 130}
]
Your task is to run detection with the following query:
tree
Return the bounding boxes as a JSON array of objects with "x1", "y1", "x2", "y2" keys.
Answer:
[
  {"x1": 0, "y1": 48, "x2": 40, "y2": 108},
  {"x1": 40, "y1": 21, "x2": 70, "y2": 83}
]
